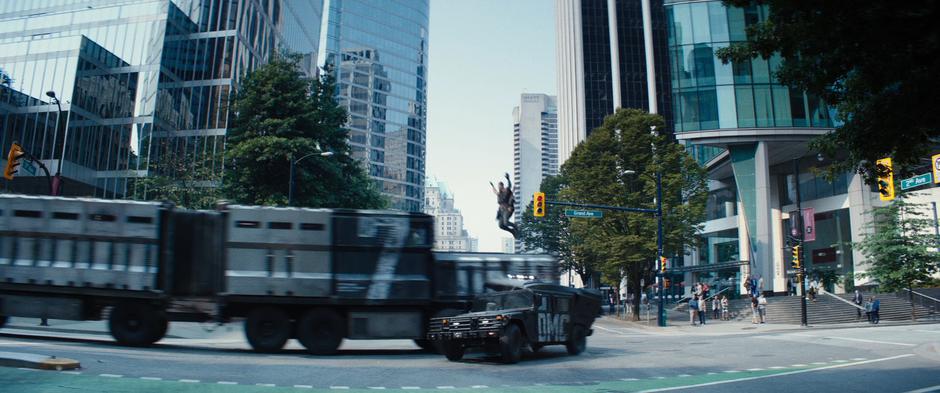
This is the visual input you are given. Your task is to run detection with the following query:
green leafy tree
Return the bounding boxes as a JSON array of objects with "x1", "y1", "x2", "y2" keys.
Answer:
[
  {"x1": 561, "y1": 109, "x2": 708, "y2": 320},
  {"x1": 518, "y1": 175, "x2": 600, "y2": 287},
  {"x1": 223, "y1": 53, "x2": 385, "y2": 208},
  {"x1": 855, "y1": 197, "x2": 940, "y2": 319},
  {"x1": 715, "y1": 0, "x2": 940, "y2": 178},
  {"x1": 130, "y1": 144, "x2": 222, "y2": 209}
]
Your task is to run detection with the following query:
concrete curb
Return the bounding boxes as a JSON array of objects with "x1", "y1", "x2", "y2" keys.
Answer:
[{"x1": 0, "y1": 351, "x2": 80, "y2": 371}]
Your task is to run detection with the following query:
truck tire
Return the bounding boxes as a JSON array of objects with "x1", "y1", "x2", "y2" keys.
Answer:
[
  {"x1": 109, "y1": 303, "x2": 165, "y2": 347},
  {"x1": 296, "y1": 308, "x2": 344, "y2": 355},
  {"x1": 442, "y1": 341, "x2": 464, "y2": 361},
  {"x1": 566, "y1": 325, "x2": 587, "y2": 355},
  {"x1": 245, "y1": 307, "x2": 291, "y2": 353},
  {"x1": 499, "y1": 324, "x2": 524, "y2": 364}
]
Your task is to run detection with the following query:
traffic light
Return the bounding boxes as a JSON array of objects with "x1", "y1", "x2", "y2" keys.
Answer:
[
  {"x1": 659, "y1": 256, "x2": 667, "y2": 273},
  {"x1": 876, "y1": 157, "x2": 895, "y2": 201},
  {"x1": 791, "y1": 244, "x2": 802, "y2": 270},
  {"x1": 533, "y1": 192, "x2": 545, "y2": 217},
  {"x1": 3, "y1": 142, "x2": 24, "y2": 180}
]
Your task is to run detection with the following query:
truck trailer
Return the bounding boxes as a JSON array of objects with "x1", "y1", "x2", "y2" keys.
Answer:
[{"x1": 0, "y1": 194, "x2": 558, "y2": 354}]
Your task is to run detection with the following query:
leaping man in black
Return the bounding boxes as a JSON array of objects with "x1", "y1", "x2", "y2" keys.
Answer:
[{"x1": 490, "y1": 172, "x2": 517, "y2": 238}]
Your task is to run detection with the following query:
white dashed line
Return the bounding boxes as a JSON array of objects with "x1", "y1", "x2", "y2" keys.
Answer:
[
  {"x1": 100, "y1": 374, "x2": 123, "y2": 378},
  {"x1": 367, "y1": 388, "x2": 386, "y2": 390},
  {"x1": 218, "y1": 381, "x2": 238, "y2": 385},
  {"x1": 723, "y1": 370, "x2": 741, "y2": 374},
  {"x1": 706, "y1": 373, "x2": 717, "y2": 375},
  {"x1": 294, "y1": 385, "x2": 313, "y2": 389},
  {"x1": 179, "y1": 379, "x2": 200, "y2": 383},
  {"x1": 768, "y1": 366, "x2": 786, "y2": 370},
  {"x1": 140, "y1": 377, "x2": 162, "y2": 381},
  {"x1": 471, "y1": 386, "x2": 488, "y2": 389},
  {"x1": 436, "y1": 387, "x2": 455, "y2": 389},
  {"x1": 811, "y1": 362, "x2": 827, "y2": 365},
  {"x1": 61, "y1": 371, "x2": 82, "y2": 375},
  {"x1": 678, "y1": 374, "x2": 692, "y2": 378},
  {"x1": 330, "y1": 387, "x2": 350, "y2": 390},
  {"x1": 791, "y1": 364, "x2": 807, "y2": 367},
  {"x1": 831, "y1": 360, "x2": 848, "y2": 363},
  {"x1": 621, "y1": 378, "x2": 639, "y2": 381},
  {"x1": 746, "y1": 368, "x2": 764, "y2": 371},
  {"x1": 402, "y1": 387, "x2": 421, "y2": 390},
  {"x1": 17, "y1": 368, "x2": 39, "y2": 372},
  {"x1": 257, "y1": 383, "x2": 276, "y2": 387}
]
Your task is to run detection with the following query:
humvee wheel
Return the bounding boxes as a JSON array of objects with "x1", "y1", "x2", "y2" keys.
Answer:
[
  {"x1": 443, "y1": 342, "x2": 464, "y2": 361},
  {"x1": 245, "y1": 307, "x2": 291, "y2": 353},
  {"x1": 566, "y1": 325, "x2": 587, "y2": 355},
  {"x1": 500, "y1": 324, "x2": 523, "y2": 364},
  {"x1": 109, "y1": 303, "x2": 166, "y2": 347},
  {"x1": 297, "y1": 308, "x2": 345, "y2": 355}
]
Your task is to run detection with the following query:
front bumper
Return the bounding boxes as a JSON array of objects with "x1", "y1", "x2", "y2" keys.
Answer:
[{"x1": 426, "y1": 329, "x2": 502, "y2": 341}]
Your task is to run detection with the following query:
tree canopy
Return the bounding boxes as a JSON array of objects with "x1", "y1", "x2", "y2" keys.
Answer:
[
  {"x1": 716, "y1": 0, "x2": 940, "y2": 178},
  {"x1": 223, "y1": 53, "x2": 385, "y2": 209}
]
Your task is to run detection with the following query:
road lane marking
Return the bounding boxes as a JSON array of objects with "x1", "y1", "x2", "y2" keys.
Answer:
[
  {"x1": 593, "y1": 324, "x2": 656, "y2": 336},
  {"x1": 402, "y1": 387, "x2": 421, "y2": 390},
  {"x1": 722, "y1": 370, "x2": 740, "y2": 373},
  {"x1": 367, "y1": 387, "x2": 386, "y2": 390},
  {"x1": 471, "y1": 386, "x2": 488, "y2": 389},
  {"x1": 621, "y1": 378, "x2": 639, "y2": 381},
  {"x1": 61, "y1": 371, "x2": 82, "y2": 375},
  {"x1": 791, "y1": 364, "x2": 807, "y2": 367},
  {"x1": 436, "y1": 387, "x2": 455, "y2": 389},
  {"x1": 746, "y1": 368, "x2": 763, "y2": 371},
  {"x1": 140, "y1": 377, "x2": 162, "y2": 381},
  {"x1": 330, "y1": 387, "x2": 350, "y2": 390},
  {"x1": 811, "y1": 362, "x2": 827, "y2": 365},
  {"x1": 218, "y1": 381, "x2": 238, "y2": 385},
  {"x1": 823, "y1": 336, "x2": 916, "y2": 347},
  {"x1": 294, "y1": 385, "x2": 313, "y2": 389},
  {"x1": 903, "y1": 383, "x2": 940, "y2": 393},
  {"x1": 257, "y1": 383, "x2": 276, "y2": 387},
  {"x1": 100, "y1": 374, "x2": 122, "y2": 378},
  {"x1": 179, "y1": 379, "x2": 200, "y2": 383},
  {"x1": 678, "y1": 374, "x2": 692, "y2": 378},
  {"x1": 831, "y1": 360, "x2": 848, "y2": 363},
  {"x1": 851, "y1": 358, "x2": 867, "y2": 361},
  {"x1": 637, "y1": 354, "x2": 915, "y2": 393}
]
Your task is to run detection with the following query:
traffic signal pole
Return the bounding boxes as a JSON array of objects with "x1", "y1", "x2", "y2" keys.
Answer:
[
  {"x1": 656, "y1": 170, "x2": 665, "y2": 327},
  {"x1": 793, "y1": 158, "x2": 808, "y2": 326}
]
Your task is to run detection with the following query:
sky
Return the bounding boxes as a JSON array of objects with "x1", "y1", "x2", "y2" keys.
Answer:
[{"x1": 426, "y1": 0, "x2": 556, "y2": 252}]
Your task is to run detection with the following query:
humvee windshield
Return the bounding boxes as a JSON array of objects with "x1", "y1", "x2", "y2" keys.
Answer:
[{"x1": 471, "y1": 289, "x2": 534, "y2": 312}]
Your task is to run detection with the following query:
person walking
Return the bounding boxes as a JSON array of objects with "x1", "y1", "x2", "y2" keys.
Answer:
[
  {"x1": 751, "y1": 296, "x2": 760, "y2": 324},
  {"x1": 698, "y1": 296, "x2": 707, "y2": 325},
  {"x1": 712, "y1": 296, "x2": 720, "y2": 320},
  {"x1": 757, "y1": 294, "x2": 767, "y2": 323},
  {"x1": 853, "y1": 290, "x2": 864, "y2": 320},
  {"x1": 870, "y1": 296, "x2": 880, "y2": 324},
  {"x1": 689, "y1": 296, "x2": 699, "y2": 326},
  {"x1": 721, "y1": 295, "x2": 730, "y2": 321},
  {"x1": 864, "y1": 297, "x2": 873, "y2": 322}
]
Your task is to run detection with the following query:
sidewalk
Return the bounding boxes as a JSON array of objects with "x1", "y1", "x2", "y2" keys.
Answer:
[{"x1": 597, "y1": 314, "x2": 939, "y2": 336}]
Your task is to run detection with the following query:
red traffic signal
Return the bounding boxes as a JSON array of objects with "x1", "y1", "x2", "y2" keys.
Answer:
[{"x1": 533, "y1": 192, "x2": 545, "y2": 217}]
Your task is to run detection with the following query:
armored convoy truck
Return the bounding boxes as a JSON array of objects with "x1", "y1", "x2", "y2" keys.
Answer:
[
  {"x1": 426, "y1": 282, "x2": 601, "y2": 363},
  {"x1": 0, "y1": 194, "x2": 558, "y2": 355}
]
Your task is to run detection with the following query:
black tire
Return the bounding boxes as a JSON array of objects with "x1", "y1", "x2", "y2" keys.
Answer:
[
  {"x1": 499, "y1": 324, "x2": 524, "y2": 364},
  {"x1": 296, "y1": 308, "x2": 344, "y2": 355},
  {"x1": 566, "y1": 325, "x2": 587, "y2": 355},
  {"x1": 443, "y1": 341, "x2": 464, "y2": 361},
  {"x1": 244, "y1": 307, "x2": 292, "y2": 353},
  {"x1": 109, "y1": 303, "x2": 165, "y2": 347},
  {"x1": 0, "y1": 316, "x2": 7, "y2": 329}
]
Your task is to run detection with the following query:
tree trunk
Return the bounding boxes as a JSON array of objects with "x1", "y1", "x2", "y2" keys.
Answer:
[{"x1": 630, "y1": 276, "x2": 642, "y2": 321}]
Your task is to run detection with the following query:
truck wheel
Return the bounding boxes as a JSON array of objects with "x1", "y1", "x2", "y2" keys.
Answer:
[
  {"x1": 0, "y1": 316, "x2": 7, "y2": 329},
  {"x1": 245, "y1": 307, "x2": 291, "y2": 353},
  {"x1": 566, "y1": 325, "x2": 587, "y2": 355},
  {"x1": 442, "y1": 342, "x2": 464, "y2": 361},
  {"x1": 109, "y1": 303, "x2": 165, "y2": 347},
  {"x1": 499, "y1": 324, "x2": 523, "y2": 364},
  {"x1": 296, "y1": 308, "x2": 344, "y2": 355}
]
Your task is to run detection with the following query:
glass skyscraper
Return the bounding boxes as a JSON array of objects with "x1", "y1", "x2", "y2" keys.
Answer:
[
  {"x1": 325, "y1": 0, "x2": 429, "y2": 212},
  {"x1": 0, "y1": 0, "x2": 323, "y2": 197}
]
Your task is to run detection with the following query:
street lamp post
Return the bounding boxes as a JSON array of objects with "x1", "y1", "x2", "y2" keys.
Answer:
[
  {"x1": 623, "y1": 158, "x2": 666, "y2": 327},
  {"x1": 288, "y1": 150, "x2": 334, "y2": 206},
  {"x1": 45, "y1": 91, "x2": 66, "y2": 196}
]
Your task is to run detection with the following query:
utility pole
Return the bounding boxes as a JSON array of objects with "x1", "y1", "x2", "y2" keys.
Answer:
[{"x1": 793, "y1": 158, "x2": 808, "y2": 326}]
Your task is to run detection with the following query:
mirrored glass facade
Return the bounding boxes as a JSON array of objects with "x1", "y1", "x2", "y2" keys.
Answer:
[
  {"x1": 325, "y1": 0, "x2": 429, "y2": 212},
  {"x1": 664, "y1": 0, "x2": 833, "y2": 133},
  {"x1": 0, "y1": 0, "x2": 324, "y2": 198}
]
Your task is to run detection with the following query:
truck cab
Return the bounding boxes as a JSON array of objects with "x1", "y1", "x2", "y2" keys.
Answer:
[{"x1": 426, "y1": 283, "x2": 601, "y2": 363}]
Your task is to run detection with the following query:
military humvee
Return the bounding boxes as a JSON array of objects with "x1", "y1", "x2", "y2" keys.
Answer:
[{"x1": 425, "y1": 282, "x2": 601, "y2": 363}]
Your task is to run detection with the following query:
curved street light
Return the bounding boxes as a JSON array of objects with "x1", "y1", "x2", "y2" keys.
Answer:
[
  {"x1": 45, "y1": 90, "x2": 66, "y2": 196},
  {"x1": 288, "y1": 149, "x2": 336, "y2": 206}
]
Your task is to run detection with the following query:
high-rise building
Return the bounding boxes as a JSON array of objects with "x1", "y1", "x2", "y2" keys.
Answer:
[
  {"x1": 513, "y1": 93, "x2": 558, "y2": 252},
  {"x1": 555, "y1": 0, "x2": 673, "y2": 166},
  {"x1": 325, "y1": 0, "x2": 429, "y2": 212},
  {"x1": 661, "y1": 0, "x2": 925, "y2": 294},
  {"x1": 0, "y1": 0, "x2": 324, "y2": 197},
  {"x1": 425, "y1": 179, "x2": 474, "y2": 252},
  {"x1": 501, "y1": 237, "x2": 516, "y2": 254}
]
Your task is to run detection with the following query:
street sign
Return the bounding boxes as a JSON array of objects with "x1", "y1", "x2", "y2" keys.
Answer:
[
  {"x1": 565, "y1": 209, "x2": 603, "y2": 218},
  {"x1": 932, "y1": 153, "x2": 940, "y2": 184},
  {"x1": 900, "y1": 173, "x2": 933, "y2": 190},
  {"x1": 21, "y1": 159, "x2": 36, "y2": 175}
]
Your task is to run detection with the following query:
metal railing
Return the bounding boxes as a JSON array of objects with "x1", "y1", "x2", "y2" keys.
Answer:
[{"x1": 898, "y1": 288, "x2": 940, "y2": 319}]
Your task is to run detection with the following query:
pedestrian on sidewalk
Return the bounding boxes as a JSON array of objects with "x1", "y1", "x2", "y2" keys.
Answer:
[
  {"x1": 721, "y1": 295, "x2": 729, "y2": 321},
  {"x1": 712, "y1": 296, "x2": 720, "y2": 320},
  {"x1": 698, "y1": 296, "x2": 707, "y2": 325},
  {"x1": 864, "y1": 297, "x2": 873, "y2": 322},
  {"x1": 870, "y1": 296, "x2": 880, "y2": 324},
  {"x1": 751, "y1": 295, "x2": 759, "y2": 324},
  {"x1": 689, "y1": 296, "x2": 699, "y2": 326},
  {"x1": 853, "y1": 290, "x2": 864, "y2": 320},
  {"x1": 757, "y1": 294, "x2": 767, "y2": 324}
]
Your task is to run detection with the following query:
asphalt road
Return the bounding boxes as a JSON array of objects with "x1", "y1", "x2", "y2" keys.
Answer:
[{"x1": 0, "y1": 317, "x2": 938, "y2": 393}]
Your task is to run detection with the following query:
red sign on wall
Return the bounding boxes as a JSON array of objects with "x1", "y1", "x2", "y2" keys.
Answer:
[{"x1": 802, "y1": 208, "x2": 816, "y2": 242}]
